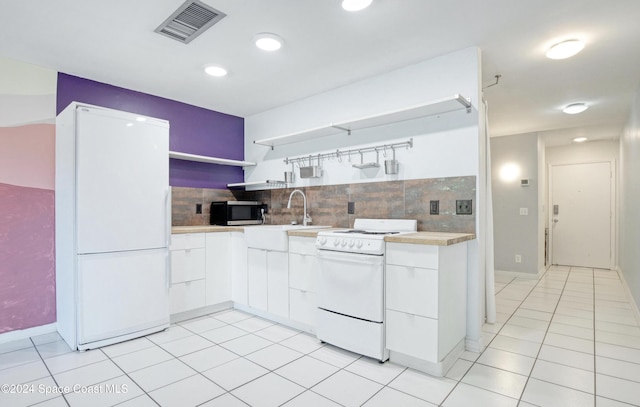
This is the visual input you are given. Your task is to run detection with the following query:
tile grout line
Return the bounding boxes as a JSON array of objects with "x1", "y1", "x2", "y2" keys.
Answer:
[
  {"x1": 514, "y1": 266, "x2": 573, "y2": 404},
  {"x1": 30, "y1": 337, "x2": 72, "y2": 407},
  {"x1": 440, "y1": 272, "x2": 544, "y2": 406}
]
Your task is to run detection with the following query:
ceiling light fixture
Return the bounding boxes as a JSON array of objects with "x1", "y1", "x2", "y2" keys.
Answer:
[
  {"x1": 573, "y1": 137, "x2": 588, "y2": 143},
  {"x1": 342, "y1": 0, "x2": 373, "y2": 11},
  {"x1": 563, "y1": 102, "x2": 588, "y2": 114},
  {"x1": 546, "y1": 39, "x2": 585, "y2": 59},
  {"x1": 204, "y1": 65, "x2": 228, "y2": 77},
  {"x1": 254, "y1": 33, "x2": 283, "y2": 51}
]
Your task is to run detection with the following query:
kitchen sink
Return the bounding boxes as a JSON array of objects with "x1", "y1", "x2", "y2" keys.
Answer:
[{"x1": 244, "y1": 224, "x2": 331, "y2": 251}]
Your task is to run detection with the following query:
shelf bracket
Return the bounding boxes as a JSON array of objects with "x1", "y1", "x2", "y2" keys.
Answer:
[{"x1": 332, "y1": 125, "x2": 351, "y2": 136}]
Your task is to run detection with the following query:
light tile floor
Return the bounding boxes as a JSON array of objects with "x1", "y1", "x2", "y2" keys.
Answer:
[{"x1": 1, "y1": 265, "x2": 639, "y2": 406}]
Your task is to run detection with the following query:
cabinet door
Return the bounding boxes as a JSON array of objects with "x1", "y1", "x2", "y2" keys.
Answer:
[
  {"x1": 386, "y1": 264, "x2": 438, "y2": 318},
  {"x1": 289, "y1": 236, "x2": 317, "y2": 255},
  {"x1": 169, "y1": 280, "x2": 206, "y2": 314},
  {"x1": 170, "y1": 248, "x2": 205, "y2": 283},
  {"x1": 247, "y1": 248, "x2": 268, "y2": 311},
  {"x1": 205, "y1": 232, "x2": 232, "y2": 305},
  {"x1": 231, "y1": 232, "x2": 248, "y2": 305},
  {"x1": 289, "y1": 253, "x2": 318, "y2": 292},
  {"x1": 267, "y1": 251, "x2": 289, "y2": 318},
  {"x1": 386, "y1": 309, "x2": 438, "y2": 363},
  {"x1": 289, "y1": 288, "x2": 316, "y2": 327},
  {"x1": 386, "y1": 242, "x2": 439, "y2": 269}
]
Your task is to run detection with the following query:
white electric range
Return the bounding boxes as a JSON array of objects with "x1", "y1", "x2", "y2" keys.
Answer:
[{"x1": 314, "y1": 218, "x2": 417, "y2": 361}]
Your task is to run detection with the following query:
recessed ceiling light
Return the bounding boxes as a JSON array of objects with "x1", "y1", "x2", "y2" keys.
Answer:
[
  {"x1": 254, "y1": 33, "x2": 283, "y2": 51},
  {"x1": 546, "y1": 39, "x2": 585, "y2": 59},
  {"x1": 563, "y1": 103, "x2": 589, "y2": 114},
  {"x1": 573, "y1": 137, "x2": 588, "y2": 143},
  {"x1": 204, "y1": 65, "x2": 228, "y2": 77},
  {"x1": 342, "y1": 0, "x2": 373, "y2": 11}
]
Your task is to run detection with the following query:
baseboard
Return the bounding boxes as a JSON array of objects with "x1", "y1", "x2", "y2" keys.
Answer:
[
  {"x1": 616, "y1": 267, "x2": 640, "y2": 326},
  {"x1": 233, "y1": 303, "x2": 314, "y2": 334},
  {"x1": 170, "y1": 301, "x2": 233, "y2": 324},
  {"x1": 0, "y1": 323, "x2": 57, "y2": 345},
  {"x1": 389, "y1": 339, "x2": 465, "y2": 377},
  {"x1": 465, "y1": 336, "x2": 484, "y2": 353},
  {"x1": 495, "y1": 269, "x2": 542, "y2": 280}
]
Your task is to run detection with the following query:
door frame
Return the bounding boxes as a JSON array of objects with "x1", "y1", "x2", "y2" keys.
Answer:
[{"x1": 548, "y1": 158, "x2": 616, "y2": 269}]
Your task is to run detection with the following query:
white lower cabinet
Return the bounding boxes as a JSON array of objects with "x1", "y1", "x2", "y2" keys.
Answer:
[
  {"x1": 267, "y1": 251, "x2": 289, "y2": 318},
  {"x1": 247, "y1": 248, "x2": 268, "y2": 311},
  {"x1": 169, "y1": 280, "x2": 206, "y2": 314},
  {"x1": 205, "y1": 232, "x2": 232, "y2": 305},
  {"x1": 247, "y1": 248, "x2": 289, "y2": 318},
  {"x1": 169, "y1": 233, "x2": 206, "y2": 314},
  {"x1": 385, "y1": 241, "x2": 467, "y2": 375},
  {"x1": 288, "y1": 236, "x2": 319, "y2": 328},
  {"x1": 231, "y1": 232, "x2": 248, "y2": 305},
  {"x1": 170, "y1": 231, "x2": 240, "y2": 315}
]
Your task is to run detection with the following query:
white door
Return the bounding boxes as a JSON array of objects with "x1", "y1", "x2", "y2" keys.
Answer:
[
  {"x1": 551, "y1": 161, "x2": 613, "y2": 269},
  {"x1": 76, "y1": 106, "x2": 169, "y2": 254},
  {"x1": 77, "y1": 249, "x2": 169, "y2": 345}
]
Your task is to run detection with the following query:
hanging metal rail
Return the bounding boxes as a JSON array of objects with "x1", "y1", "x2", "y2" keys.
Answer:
[{"x1": 283, "y1": 138, "x2": 413, "y2": 166}]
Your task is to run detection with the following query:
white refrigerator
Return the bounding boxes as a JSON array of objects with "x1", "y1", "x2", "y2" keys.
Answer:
[{"x1": 56, "y1": 102, "x2": 170, "y2": 350}]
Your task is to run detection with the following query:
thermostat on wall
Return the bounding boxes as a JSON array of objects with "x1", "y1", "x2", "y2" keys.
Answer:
[{"x1": 521, "y1": 179, "x2": 530, "y2": 187}]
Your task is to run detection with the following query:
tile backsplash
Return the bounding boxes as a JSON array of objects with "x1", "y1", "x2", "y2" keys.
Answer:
[{"x1": 172, "y1": 176, "x2": 476, "y2": 233}]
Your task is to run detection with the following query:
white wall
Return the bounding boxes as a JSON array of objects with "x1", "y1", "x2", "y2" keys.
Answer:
[
  {"x1": 244, "y1": 47, "x2": 487, "y2": 351},
  {"x1": 244, "y1": 48, "x2": 481, "y2": 186},
  {"x1": 490, "y1": 133, "x2": 541, "y2": 275},
  {"x1": 619, "y1": 85, "x2": 640, "y2": 309}
]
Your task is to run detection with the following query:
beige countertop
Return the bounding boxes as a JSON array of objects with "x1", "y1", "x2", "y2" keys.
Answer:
[
  {"x1": 385, "y1": 232, "x2": 476, "y2": 246},
  {"x1": 172, "y1": 226, "x2": 475, "y2": 246},
  {"x1": 287, "y1": 228, "x2": 342, "y2": 238},
  {"x1": 171, "y1": 225, "x2": 244, "y2": 234}
]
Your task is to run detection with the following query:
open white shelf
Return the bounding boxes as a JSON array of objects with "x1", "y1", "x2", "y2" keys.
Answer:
[
  {"x1": 253, "y1": 94, "x2": 471, "y2": 149},
  {"x1": 227, "y1": 180, "x2": 286, "y2": 189},
  {"x1": 169, "y1": 151, "x2": 256, "y2": 167}
]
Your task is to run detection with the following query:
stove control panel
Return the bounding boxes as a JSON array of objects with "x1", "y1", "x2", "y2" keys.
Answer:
[{"x1": 315, "y1": 235, "x2": 385, "y2": 255}]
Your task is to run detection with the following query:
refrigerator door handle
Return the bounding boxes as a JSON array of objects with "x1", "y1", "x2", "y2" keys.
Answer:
[
  {"x1": 165, "y1": 250, "x2": 171, "y2": 294},
  {"x1": 165, "y1": 187, "x2": 171, "y2": 248}
]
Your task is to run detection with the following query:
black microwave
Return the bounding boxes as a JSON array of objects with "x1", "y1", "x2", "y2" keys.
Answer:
[{"x1": 210, "y1": 201, "x2": 266, "y2": 226}]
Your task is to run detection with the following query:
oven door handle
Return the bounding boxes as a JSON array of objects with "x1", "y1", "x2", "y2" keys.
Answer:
[{"x1": 317, "y1": 249, "x2": 383, "y2": 265}]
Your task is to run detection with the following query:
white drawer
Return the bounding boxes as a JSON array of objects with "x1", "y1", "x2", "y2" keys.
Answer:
[
  {"x1": 289, "y1": 253, "x2": 318, "y2": 292},
  {"x1": 169, "y1": 279, "x2": 205, "y2": 314},
  {"x1": 386, "y1": 309, "x2": 438, "y2": 363},
  {"x1": 386, "y1": 242, "x2": 439, "y2": 269},
  {"x1": 288, "y1": 236, "x2": 318, "y2": 256},
  {"x1": 170, "y1": 233, "x2": 205, "y2": 251},
  {"x1": 289, "y1": 288, "x2": 317, "y2": 327},
  {"x1": 386, "y1": 264, "x2": 438, "y2": 318},
  {"x1": 170, "y1": 247, "x2": 205, "y2": 283}
]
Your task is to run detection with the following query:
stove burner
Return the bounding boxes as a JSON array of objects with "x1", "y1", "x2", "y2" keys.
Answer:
[{"x1": 337, "y1": 230, "x2": 400, "y2": 235}]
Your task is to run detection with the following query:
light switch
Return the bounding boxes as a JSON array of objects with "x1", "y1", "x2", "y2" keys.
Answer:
[{"x1": 519, "y1": 208, "x2": 528, "y2": 215}]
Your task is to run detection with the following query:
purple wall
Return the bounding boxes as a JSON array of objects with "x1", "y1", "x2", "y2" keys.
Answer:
[{"x1": 57, "y1": 73, "x2": 245, "y2": 189}]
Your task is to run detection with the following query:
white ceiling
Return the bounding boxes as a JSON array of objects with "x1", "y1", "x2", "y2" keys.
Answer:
[{"x1": 2, "y1": 0, "x2": 639, "y2": 144}]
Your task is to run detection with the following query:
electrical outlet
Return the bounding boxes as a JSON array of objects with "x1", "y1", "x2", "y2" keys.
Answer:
[
  {"x1": 456, "y1": 199, "x2": 472, "y2": 215},
  {"x1": 196, "y1": 203, "x2": 202, "y2": 214},
  {"x1": 430, "y1": 200, "x2": 439, "y2": 215},
  {"x1": 520, "y1": 208, "x2": 528, "y2": 215},
  {"x1": 348, "y1": 201, "x2": 355, "y2": 214},
  {"x1": 515, "y1": 254, "x2": 522, "y2": 263}
]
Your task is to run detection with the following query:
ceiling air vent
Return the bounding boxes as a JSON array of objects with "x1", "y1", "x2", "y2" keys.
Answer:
[{"x1": 155, "y1": 0, "x2": 226, "y2": 44}]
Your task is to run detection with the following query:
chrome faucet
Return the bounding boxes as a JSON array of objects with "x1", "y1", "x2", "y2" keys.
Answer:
[{"x1": 287, "y1": 189, "x2": 312, "y2": 226}]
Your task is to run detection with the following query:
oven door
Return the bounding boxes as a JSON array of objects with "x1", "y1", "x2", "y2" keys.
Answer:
[{"x1": 316, "y1": 249, "x2": 384, "y2": 322}]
